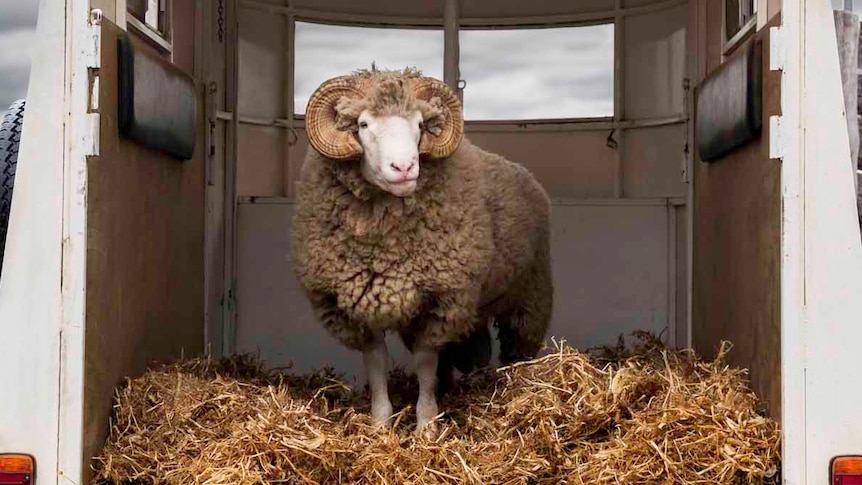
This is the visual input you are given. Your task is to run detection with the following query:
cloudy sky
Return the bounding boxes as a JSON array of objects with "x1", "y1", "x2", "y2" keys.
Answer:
[
  {"x1": 0, "y1": 2, "x2": 39, "y2": 109},
  {"x1": 294, "y1": 22, "x2": 614, "y2": 120}
]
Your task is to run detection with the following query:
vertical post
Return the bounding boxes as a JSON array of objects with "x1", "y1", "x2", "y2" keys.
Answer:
[
  {"x1": 443, "y1": 0, "x2": 460, "y2": 99},
  {"x1": 283, "y1": 3, "x2": 295, "y2": 198},
  {"x1": 223, "y1": 0, "x2": 239, "y2": 355},
  {"x1": 613, "y1": 0, "x2": 625, "y2": 198}
]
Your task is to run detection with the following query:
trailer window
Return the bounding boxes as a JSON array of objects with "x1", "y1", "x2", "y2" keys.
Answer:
[
  {"x1": 458, "y1": 24, "x2": 614, "y2": 121},
  {"x1": 127, "y1": 0, "x2": 171, "y2": 52},
  {"x1": 723, "y1": 0, "x2": 756, "y2": 54},
  {"x1": 294, "y1": 22, "x2": 444, "y2": 116},
  {"x1": 832, "y1": 0, "x2": 862, "y2": 11}
]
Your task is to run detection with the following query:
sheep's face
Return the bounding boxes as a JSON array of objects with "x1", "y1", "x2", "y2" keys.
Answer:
[
  {"x1": 356, "y1": 110, "x2": 423, "y2": 197},
  {"x1": 305, "y1": 70, "x2": 465, "y2": 195}
]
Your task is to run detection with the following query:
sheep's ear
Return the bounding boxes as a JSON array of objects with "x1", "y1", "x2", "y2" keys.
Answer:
[
  {"x1": 413, "y1": 78, "x2": 463, "y2": 159},
  {"x1": 306, "y1": 76, "x2": 370, "y2": 161},
  {"x1": 421, "y1": 97, "x2": 446, "y2": 136},
  {"x1": 334, "y1": 96, "x2": 365, "y2": 132}
]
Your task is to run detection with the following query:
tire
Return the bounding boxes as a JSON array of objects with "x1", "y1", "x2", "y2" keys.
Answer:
[{"x1": 0, "y1": 99, "x2": 25, "y2": 274}]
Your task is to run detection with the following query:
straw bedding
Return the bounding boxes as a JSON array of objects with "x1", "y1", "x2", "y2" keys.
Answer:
[{"x1": 93, "y1": 333, "x2": 780, "y2": 484}]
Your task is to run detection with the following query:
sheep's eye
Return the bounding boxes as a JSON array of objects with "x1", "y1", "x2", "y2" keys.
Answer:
[
  {"x1": 418, "y1": 121, "x2": 425, "y2": 131},
  {"x1": 359, "y1": 121, "x2": 368, "y2": 129}
]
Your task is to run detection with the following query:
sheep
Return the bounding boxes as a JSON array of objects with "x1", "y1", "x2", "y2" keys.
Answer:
[{"x1": 292, "y1": 68, "x2": 553, "y2": 437}]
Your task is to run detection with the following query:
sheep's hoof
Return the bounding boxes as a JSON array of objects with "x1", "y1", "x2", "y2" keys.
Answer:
[
  {"x1": 414, "y1": 420, "x2": 438, "y2": 440},
  {"x1": 370, "y1": 403, "x2": 393, "y2": 430}
]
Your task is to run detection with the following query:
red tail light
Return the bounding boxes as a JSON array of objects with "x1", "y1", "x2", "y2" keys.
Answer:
[
  {"x1": 0, "y1": 454, "x2": 33, "y2": 485},
  {"x1": 833, "y1": 456, "x2": 862, "y2": 485}
]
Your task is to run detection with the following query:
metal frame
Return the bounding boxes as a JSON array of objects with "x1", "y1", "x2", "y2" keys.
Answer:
[
  {"x1": 126, "y1": 0, "x2": 173, "y2": 54},
  {"x1": 220, "y1": 0, "x2": 693, "y2": 351}
]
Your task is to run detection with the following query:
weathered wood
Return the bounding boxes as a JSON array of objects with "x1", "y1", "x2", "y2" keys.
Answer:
[
  {"x1": 834, "y1": 11, "x2": 859, "y2": 194},
  {"x1": 693, "y1": 21, "x2": 782, "y2": 420}
]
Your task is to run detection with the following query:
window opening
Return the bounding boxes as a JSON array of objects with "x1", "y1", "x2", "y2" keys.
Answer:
[
  {"x1": 723, "y1": 0, "x2": 756, "y2": 55},
  {"x1": 458, "y1": 24, "x2": 614, "y2": 121},
  {"x1": 294, "y1": 21, "x2": 444, "y2": 116},
  {"x1": 127, "y1": 0, "x2": 171, "y2": 52}
]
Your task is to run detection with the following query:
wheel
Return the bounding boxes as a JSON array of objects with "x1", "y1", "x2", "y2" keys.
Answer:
[{"x1": 0, "y1": 99, "x2": 26, "y2": 274}]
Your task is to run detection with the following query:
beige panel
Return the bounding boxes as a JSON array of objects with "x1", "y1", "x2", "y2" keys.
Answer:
[
  {"x1": 237, "y1": 124, "x2": 285, "y2": 196},
  {"x1": 292, "y1": 0, "x2": 444, "y2": 19},
  {"x1": 238, "y1": 6, "x2": 284, "y2": 118},
  {"x1": 623, "y1": 0, "x2": 682, "y2": 6},
  {"x1": 466, "y1": 130, "x2": 617, "y2": 198},
  {"x1": 290, "y1": 0, "x2": 619, "y2": 20},
  {"x1": 548, "y1": 204, "x2": 669, "y2": 348},
  {"x1": 84, "y1": 22, "x2": 205, "y2": 479},
  {"x1": 624, "y1": 3, "x2": 688, "y2": 118},
  {"x1": 287, "y1": 128, "x2": 309, "y2": 198},
  {"x1": 459, "y1": 0, "x2": 614, "y2": 19},
  {"x1": 236, "y1": 200, "x2": 669, "y2": 381},
  {"x1": 692, "y1": 24, "x2": 781, "y2": 419},
  {"x1": 623, "y1": 124, "x2": 686, "y2": 198}
]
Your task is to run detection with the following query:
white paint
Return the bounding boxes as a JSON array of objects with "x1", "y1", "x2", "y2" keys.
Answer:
[
  {"x1": 356, "y1": 111, "x2": 422, "y2": 197},
  {"x1": 0, "y1": 1, "x2": 89, "y2": 484},
  {"x1": 776, "y1": 1, "x2": 806, "y2": 480},
  {"x1": 57, "y1": 2, "x2": 99, "y2": 483},
  {"x1": 795, "y1": 0, "x2": 862, "y2": 481},
  {"x1": 769, "y1": 115, "x2": 784, "y2": 159},
  {"x1": 363, "y1": 334, "x2": 393, "y2": 426}
]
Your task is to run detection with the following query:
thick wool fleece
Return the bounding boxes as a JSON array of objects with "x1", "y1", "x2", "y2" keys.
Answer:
[{"x1": 293, "y1": 138, "x2": 552, "y2": 360}]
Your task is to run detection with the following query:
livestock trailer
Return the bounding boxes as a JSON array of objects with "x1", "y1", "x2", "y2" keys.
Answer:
[{"x1": 0, "y1": 0, "x2": 860, "y2": 483}]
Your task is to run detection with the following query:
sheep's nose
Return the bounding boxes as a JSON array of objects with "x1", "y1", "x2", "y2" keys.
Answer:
[{"x1": 390, "y1": 160, "x2": 415, "y2": 173}]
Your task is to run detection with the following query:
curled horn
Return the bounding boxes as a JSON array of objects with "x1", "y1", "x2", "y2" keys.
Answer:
[
  {"x1": 305, "y1": 76, "x2": 370, "y2": 161},
  {"x1": 412, "y1": 78, "x2": 464, "y2": 159}
]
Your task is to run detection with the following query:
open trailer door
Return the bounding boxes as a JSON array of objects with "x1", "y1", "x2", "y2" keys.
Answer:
[
  {"x1": 778, "y1": 1, "x2": 862, "y2": 483},
  {"x1": 0, "y1": 2, "x2": 205, "y2": 483}
]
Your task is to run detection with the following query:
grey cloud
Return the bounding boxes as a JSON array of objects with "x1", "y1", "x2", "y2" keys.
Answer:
[
  {"x1": 0, "y1": 1, "x2": 38, "y2": 31},
  {"x1": 273, "y1": 20, "x2": 616, "y2": 119},
  {"x1": 294, "y1": 21, "x2": 443, "y2": 113},
  {"x1": 0, "y1": 2, "x2": 38, "y2": 109}
]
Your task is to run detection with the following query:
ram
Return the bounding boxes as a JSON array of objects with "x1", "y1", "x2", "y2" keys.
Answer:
[{"x1": 292, "y1": 68, "x2": 553, "y2": 436}]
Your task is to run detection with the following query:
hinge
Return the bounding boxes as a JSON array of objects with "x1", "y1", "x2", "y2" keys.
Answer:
[
  {"x1": 682, "y1": 77, "x2": 692, "y2": 183},
  {"x1": 769, "y1": 115, "x2": 784, "y2": 160},
  {"x1": 769, "y1": 26, "x2": 786, "y2": 72},
  {"x1": 205, "y1": 82, "x2": 218, "y2": 186},
  {"x1": 84, "y1": 9, "x2": 104, "y2": 158}
]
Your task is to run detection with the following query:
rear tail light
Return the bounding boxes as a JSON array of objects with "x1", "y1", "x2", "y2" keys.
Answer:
[
  {"x1": 833, "y1": 456, "x2": 862, "y2": 485},
  {"x1": 0, "y1": 454, "x2": 33, "y2": 485}
]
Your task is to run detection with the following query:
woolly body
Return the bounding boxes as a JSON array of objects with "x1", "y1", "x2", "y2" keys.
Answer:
[{"x1": 293, "y1": 138, "x2": 552, "y2": 361}]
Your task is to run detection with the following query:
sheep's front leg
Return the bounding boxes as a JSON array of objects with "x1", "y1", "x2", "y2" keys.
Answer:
[
  {"x1": 363, "y1": 333, "x2": 393, "y2": 428},
  {"x1": 413, "y1": 347, "x2": 439, "y2": 439}
]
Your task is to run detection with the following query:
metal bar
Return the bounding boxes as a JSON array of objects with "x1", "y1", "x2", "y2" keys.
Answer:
[
  {"x1": 283, "y1": 1, "x2": 295, "y2": 197},
  {"x1": 222, "y1": 0, "x2": 240, "y2": 356},
  {"x1": 236, "y1": 195, "x2": 682, "y2": 207},
  {"x1": 613, "y1": 0, "x2": 625, "y2": 198},
  {"x1": 220, "y1": 112, "x2": 686, "y2": 132},
  {"x1": 126, "y1": 15, "x2": 173, "y2": 52},
  {"x1": 443, "y1": 0, "x2": 460, "y2": 94},
  {"x1": 239, "y1": 0, "x2": 687, "y2": 29}
]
